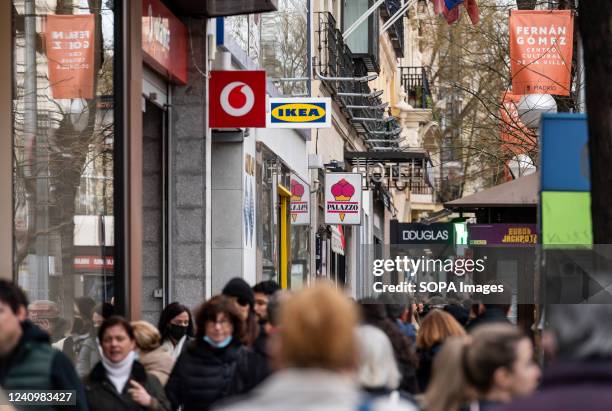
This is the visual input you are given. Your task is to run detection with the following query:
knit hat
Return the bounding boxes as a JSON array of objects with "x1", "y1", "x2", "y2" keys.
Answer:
[{"x1": 222, "y1": 277, "x2": 255, "y2": 307}]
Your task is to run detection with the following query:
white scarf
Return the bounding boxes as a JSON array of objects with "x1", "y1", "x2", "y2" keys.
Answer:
[
  {"x1": 101, "y1": 350, "x2": 136, "y2": 394},
  {"x1": 173, "y1": 335, "x2": 187, "y2": 358}
]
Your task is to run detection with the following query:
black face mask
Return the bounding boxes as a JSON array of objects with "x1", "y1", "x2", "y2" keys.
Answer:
[{"x1": 168, "y1": 324, "x2": 188, "y2": 341}]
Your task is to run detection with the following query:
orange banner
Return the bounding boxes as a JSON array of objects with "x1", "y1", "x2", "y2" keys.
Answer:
[
  {"x1": 46, "y1": 14, "x2": 95, "y2": 99},
  {"x1": 500, "y1": 91, "x2": 536, "y2": 155},
  {"x1": 509, "y1": 10, "x2": 573, "y2": 96}
]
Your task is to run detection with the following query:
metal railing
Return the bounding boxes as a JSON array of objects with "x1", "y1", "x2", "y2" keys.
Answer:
[
  {"x1": 381, "y1": 0, "x2": 405, "y2": 57},
  {"x1": 399, "y1": 66, "x2": 433, "y2": 109},
  {"x1": 314, "y1": 11, "x2": 401, "y2": 149}
]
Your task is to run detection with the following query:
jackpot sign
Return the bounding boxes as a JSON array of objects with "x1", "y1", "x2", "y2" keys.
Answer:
[
  {"x1": 268, "y1": 97, "x2": 331, "y2": 128},
  {"x1": 325, "y1": 173, "x2": 362, "y2": 225}
]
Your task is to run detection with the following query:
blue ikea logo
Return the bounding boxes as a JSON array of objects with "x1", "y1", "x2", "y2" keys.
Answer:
[{"x1": 270, "y1": 102, "x2": 327, "y2": 124}]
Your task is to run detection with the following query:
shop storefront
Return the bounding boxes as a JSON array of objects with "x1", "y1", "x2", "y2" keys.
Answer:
[
  {"x1": 8, "y1": 0, "x2": 119, "y2": 332},
  {"x1": 255, "y1": 129, "x2": 311, "y2": 289},
  {"x1": 2, "y1": 0, "x2": 277, "y2": 326}
]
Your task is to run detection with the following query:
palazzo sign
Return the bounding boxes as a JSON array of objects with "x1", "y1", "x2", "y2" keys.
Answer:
[
  {"x1": 324, "y1": 173, "x2": 362, "y2": 225},
  {"x1": 290, "y1": 175, "x2": 310, "y2": 225}
]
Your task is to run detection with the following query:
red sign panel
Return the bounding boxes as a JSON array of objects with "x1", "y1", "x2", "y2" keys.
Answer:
[
  {"x1": 209, "y1": 71, "x2": 267, "y2": 128},
  {"x1": 142, "y1": 0, "x2": 188, "y2": 84},
  {"x1": 74, "y1": 256, "x2": 114, "y2": 271},
  {"x1": 510, "y1": 10, "x2": 574, "y2": 96},
  {"x1": 46, "y1": 14, "x2": 95, "y2": 99}
]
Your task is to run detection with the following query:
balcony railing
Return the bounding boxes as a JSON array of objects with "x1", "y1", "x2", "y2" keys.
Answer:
[
  {"x1": 315, "y1": 11, "x2": 401, "y2": 150},
  {"x1": 380, "y1": 0, "x2": 405, "y2": 57},
  {"x1": 400, "y1": 66, "x2": 433, "y2": 109}
]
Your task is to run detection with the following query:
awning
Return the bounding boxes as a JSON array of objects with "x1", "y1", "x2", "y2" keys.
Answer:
[
  {"x1": 445, "y1": 172, "x2": 539, "y2": 209},
  {"x1": 169, "y1": 0, "x2": 277, "y2": 17},
  {"x1": 344, "y1": 150, "x2": 429, "y2": 164}
]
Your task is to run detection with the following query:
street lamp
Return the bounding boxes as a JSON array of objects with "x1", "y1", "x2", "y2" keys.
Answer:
[
  {"x1": 508, "y1": 153, "x2": 536, "y2": 178},
  {"x1": 517, "y1": 94, "x2": 557, "y2": 129}
]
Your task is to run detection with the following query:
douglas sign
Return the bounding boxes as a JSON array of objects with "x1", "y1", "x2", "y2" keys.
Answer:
[{"x1": 391, "y1": 222, "x2": 453, "y2": 245}]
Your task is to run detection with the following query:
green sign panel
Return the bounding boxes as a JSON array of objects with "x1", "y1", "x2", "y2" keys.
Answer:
[{"x1": 541, "y1": 191, "x2": 592, "y2": 245}]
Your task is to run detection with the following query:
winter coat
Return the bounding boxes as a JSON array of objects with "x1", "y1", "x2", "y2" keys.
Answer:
[
  {"x1": 84, "y1": 360, "x2": 170, "y2": 411},
  {"x1": 497, "y1": 360, "x2": 612, "y2": 411},
  {"x1": 165, "y1": 339, "x2": 249, "y2": 411},
  {"x1": 0, "y1": 321, "x2": 89, "y2": 411},
  {"x1": 213, "y1": 369, "x2": 420, "y2": 411},
  {"x1": 52, "y1": 332, "x2": 89, "y2": 363},
  {"x1": 466, "y1": 307, "x2": 510, "y2": 332},
  {"x1": 160, "y1": 336, "x2": 191, "y2": 359},
  {"x1": 138, "y1": 346, "x2": 175, "y2": 386},
  {"x1": 396, "y1": 320, "x2": 417, "y2": 342},
  {"x1": 416, "y1": 343, "x2": 442, "y2": 392},
  {"x1": 76, "y1": 335, "x2": 101, "y2": 378},
  {"x1": 235, "y1": 327, "x2": 272, "y2": 391}
]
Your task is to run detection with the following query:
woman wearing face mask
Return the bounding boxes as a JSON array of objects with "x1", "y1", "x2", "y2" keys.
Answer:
[
  {"x1": 84, "y1": 316, "x2": 170, "y2": 411},
  {"x1": 423, "y1": 323, "x2": 541, "y2": 411},
  {"x1": 158, "y1": 303, "x2": 194, "y2": 359},
  {"x1": 165, "y1": 296, "x2": 250, "y2": 411}
]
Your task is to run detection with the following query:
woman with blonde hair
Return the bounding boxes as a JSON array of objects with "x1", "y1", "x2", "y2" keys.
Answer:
[
  {"x1": 416, "y1": 309, "x2": 466, "y2": 391},
  {"x1": 356, "y1": 325, "x2": 416, "y2": 406},
  {"x1": 216, "y1": 283, "x2": 418, "y2": 411},
  {"x1": 423, "y1": 323, "x2": 540, "y2": 411},
  {"x1": 131, "y1": 321, "x2": 175, "y2": 386}
]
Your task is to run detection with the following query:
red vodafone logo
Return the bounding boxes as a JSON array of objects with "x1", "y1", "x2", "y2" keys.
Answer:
[
  {"x1": 220, "y1": 82, "x2": 255, "y2": 116},
  {"x1": 209, "y1": 71, "x2": 266, "y2": 128}
]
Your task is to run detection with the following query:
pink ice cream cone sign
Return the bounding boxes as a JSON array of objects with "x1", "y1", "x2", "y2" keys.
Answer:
[
  {"x1": 291, "y1": 179, "x2": 305, "y2": 200},
  {"x1": 290, "y1": 179, "x2": 305, "y2": 222},
  {"x1": 325, "y1": 173, "x2": 361, "y2": 225},
  {"x1": 331, "y1": 179, "x2": 355, "y2": 221}
]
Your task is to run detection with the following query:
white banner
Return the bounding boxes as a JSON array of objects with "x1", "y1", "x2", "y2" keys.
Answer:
[
  {"x1": 325, "y1": 173, "x2": 362, "y2": 225},
  {"x1": 290, "y1": 174, "x2": 310, "y2": 225}
]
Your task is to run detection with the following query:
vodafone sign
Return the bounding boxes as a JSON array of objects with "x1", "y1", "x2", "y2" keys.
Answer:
[{"x1": 209, "y1": 71, "x2": 266, "y2": 128}]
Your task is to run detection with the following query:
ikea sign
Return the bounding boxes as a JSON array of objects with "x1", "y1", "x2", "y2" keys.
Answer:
[{"x1": 267, "y1": 97, "x2": 331, "y2": 128}]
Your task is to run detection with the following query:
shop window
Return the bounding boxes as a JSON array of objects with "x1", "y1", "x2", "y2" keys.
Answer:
[
  {"x1": 12, "y1": 1, "x2": 117, "y2": 343},
  {"x1": 257, "y1": 150, "x2": 278, "y2": 281}
]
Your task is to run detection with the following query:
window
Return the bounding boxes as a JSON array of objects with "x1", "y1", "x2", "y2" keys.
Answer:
[
  {"x1": 12, "y1": 0, "x2": 117, "y2": 342},
  {"x1": 343, "y1": 0, "x2": 380, "y2": 68}
]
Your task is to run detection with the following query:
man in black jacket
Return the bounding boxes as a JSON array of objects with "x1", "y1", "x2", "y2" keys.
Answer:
[
  {"x1": 466, "y1": 284, "x2": 512, "y2": 332},
  {"x1": 0, "y1": 279, "x2": 89, "y2": 411}
]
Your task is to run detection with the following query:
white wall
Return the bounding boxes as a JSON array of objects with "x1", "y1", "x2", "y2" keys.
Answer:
[{"x1": 255, "y1": 128, "x2": 310, "y2": 182}]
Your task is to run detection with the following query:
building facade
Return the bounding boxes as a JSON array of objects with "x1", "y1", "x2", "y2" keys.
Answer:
[
  {"x1": 1, "y1": 0, "x2": 278, "y2": 328},
  {"x1": 1, "y1": 0, "x2": 440, "y2": 327}
]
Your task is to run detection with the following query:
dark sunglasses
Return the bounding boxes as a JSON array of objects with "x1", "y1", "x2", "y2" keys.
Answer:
[{"x1": 236, "y1": 297, "x2": 250, "y2": 307}]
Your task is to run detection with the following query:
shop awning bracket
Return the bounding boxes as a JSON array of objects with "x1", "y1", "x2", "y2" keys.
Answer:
[{"x1": 315, "y1": 71, "x2": 378, "y2": 82}]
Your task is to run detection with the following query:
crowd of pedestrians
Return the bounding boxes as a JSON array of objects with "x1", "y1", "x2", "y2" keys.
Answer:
[{"x1": 1, "y1": 277, "x2": 612, "y2": 411}]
